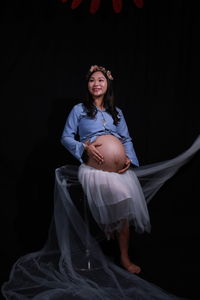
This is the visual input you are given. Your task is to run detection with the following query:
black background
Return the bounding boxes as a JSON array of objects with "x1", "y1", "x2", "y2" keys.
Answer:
[{"x1": 0, "y1": 0, "x2": 200, "y2": 299}]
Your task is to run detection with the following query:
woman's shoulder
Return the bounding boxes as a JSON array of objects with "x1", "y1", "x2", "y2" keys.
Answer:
[
  {"x1": 73, "y1": 102, "x2": 84, "y2": 109},
  {"x1": 69, "y1": 102, "x2": 88, "y2": 120},
  {"x1": 71, "y1": 102, "x2": 85, "y2": 113}
]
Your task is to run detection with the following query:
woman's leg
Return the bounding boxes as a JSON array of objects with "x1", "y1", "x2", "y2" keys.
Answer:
[{"x1": 118, "y1": 221, "x2": 141, "y2": 274}]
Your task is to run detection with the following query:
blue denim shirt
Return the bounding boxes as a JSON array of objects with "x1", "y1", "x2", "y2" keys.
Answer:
[{"x1": 61, "y1": 103, "x2": 139, "y2": 166}]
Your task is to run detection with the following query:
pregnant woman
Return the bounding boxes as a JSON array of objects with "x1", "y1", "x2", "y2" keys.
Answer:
[
  {"x1": 2, "y1": 65, "x2": 199, "y2": 299},
  {"x1": 61, "y1": 65, "x2": 149, "y2": 274}
]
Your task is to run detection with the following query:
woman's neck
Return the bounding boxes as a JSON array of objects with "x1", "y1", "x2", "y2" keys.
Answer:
[{"x1": 94, "y1": 98, "x2": 104, "y2": 110}]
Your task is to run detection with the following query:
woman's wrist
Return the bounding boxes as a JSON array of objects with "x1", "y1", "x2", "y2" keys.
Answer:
[{"x1": 83, "y1": 141, "x2": 89, "y2": 149}]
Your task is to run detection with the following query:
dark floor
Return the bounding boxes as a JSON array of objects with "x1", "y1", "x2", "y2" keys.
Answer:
[{"x1": 1, "y1": 229, "x2": 199, "y2": 300}]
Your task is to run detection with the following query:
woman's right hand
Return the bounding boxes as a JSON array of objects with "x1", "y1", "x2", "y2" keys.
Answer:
[{"x1": 84, "y1": 141, "x2": 104, "y2": 164}]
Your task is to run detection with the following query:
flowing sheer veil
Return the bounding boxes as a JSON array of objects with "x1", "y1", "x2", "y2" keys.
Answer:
[{"x1": 1, "y1": 135, "x2": 199, "y2": 300}]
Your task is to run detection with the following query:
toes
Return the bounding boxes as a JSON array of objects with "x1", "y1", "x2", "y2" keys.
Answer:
[{"x1": 126, "y1": 264, "x2": 141, "y2": 274}]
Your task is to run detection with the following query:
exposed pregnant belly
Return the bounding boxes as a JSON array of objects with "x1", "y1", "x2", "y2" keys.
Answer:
[{"x1": 86, "y1": 135, "x2": 127, "y2": 172}]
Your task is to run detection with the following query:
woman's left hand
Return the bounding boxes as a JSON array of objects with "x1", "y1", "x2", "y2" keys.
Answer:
[{"x1": 118, "y1": 157, "x2": 131, "y2": 174}]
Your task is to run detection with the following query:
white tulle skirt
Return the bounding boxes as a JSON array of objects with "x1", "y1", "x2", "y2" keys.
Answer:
[
  {"x1": 78, "y1": 164, "x2": 151, "y2": 234},
  {"x1": 78, "y1": 135, "x2": 200, "y2": 235}
]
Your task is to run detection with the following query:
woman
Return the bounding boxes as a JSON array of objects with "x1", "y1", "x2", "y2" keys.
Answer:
[
  {"x1": 2, "y1": 66, "x2": 199, "y2": 300},
  {"x1": 61, "y1": 65, "x2": 150, "y2": 274}
]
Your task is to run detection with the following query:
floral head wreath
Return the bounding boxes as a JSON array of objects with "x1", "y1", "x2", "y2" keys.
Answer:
[{"x1": 87, "y1": 65, "x2": 114, "y2": 80}]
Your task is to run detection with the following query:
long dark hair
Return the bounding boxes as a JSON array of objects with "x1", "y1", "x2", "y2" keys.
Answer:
[{"x1": 82, "y1": 69, "x2": 120, "y2": 125}]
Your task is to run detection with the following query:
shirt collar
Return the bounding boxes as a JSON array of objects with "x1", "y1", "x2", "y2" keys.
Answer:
[{"x1": 94, "y1": 105, "x2": 106, "y2": 112}]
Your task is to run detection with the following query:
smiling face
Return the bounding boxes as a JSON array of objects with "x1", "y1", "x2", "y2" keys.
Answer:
[{"x1": 87, "y1": 71, "x2": 108, "y2": 100}]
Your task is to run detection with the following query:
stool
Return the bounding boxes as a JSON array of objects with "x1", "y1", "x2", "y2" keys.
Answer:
[{"x1": 58, "y1": 164, "x2": 104, "y2": 271}]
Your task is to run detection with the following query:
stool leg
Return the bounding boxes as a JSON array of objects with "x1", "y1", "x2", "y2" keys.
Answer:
[{"x1": 83, "y1": 193, "x2": 91, "y2": 270}]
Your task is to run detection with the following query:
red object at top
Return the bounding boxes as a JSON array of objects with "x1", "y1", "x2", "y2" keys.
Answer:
[
  {"x1": 71, "y1": 0, "x2": 83, "y2": 9},
  {"x1": 112, "y1": 0, "x2": 123, "y2": 13},
  {"x1": 133, "y1": 0, "x2": 144, "y2": 9},
  {"x1": 90, "y1": 0, "x2": 101, "y2": 14},
  {"x1": 58, "y1": 0, "x2": 144, "y2": 13}
]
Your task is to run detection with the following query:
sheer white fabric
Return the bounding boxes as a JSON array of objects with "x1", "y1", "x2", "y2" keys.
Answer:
[
  {"x1": 1, "y1": 135, "x2": 199, "y2": 300},
  {"x1": 78, "y1": 164, "x2": 151, "y2": 234}
]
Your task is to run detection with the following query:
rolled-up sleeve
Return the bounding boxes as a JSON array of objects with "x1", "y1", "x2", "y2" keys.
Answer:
[
  {"x1": 116, "y1": 109, "x2": 139, "y2": 167},
  {"x1": 61, "y1": 105, "x2": 85, "y2": 163}
]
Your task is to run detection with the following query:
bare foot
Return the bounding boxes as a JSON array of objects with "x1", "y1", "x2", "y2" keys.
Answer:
[{"x1": 121, "y1": 258, "x2": 141, "y2": 274}]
